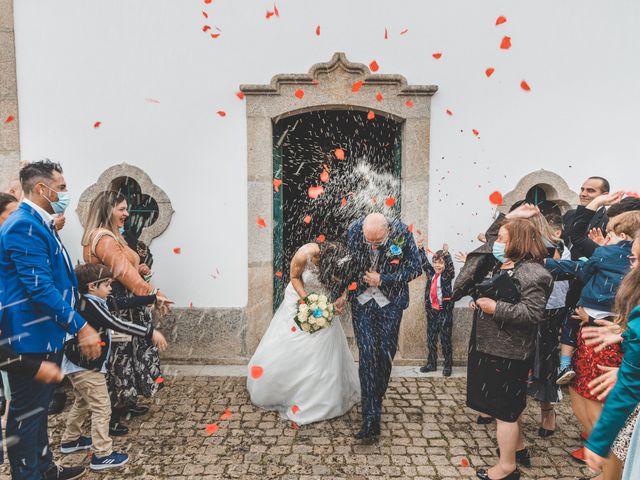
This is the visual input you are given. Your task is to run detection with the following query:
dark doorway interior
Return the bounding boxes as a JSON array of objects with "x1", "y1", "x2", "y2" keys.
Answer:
[{"x1": 272, "y1": 109, "x2": 402, "y2": 308}]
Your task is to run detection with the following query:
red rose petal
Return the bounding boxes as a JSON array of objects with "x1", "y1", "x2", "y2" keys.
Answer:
[
  {"x1": 461, "y1": 457, "x2": 470, "y2": 467},
  {"x1": 292, "y1": 421, "x2": 298, "y2": 429},
  {"x1": 405, "y1": 100, "x2": 414, "y2": 108},
  {"x1": 384, "y1": 27, "x2": 388, "y2": 40},
  {"x1": 348, "y1": 282, "x2": 358, "y2": 291},
  {"x1": 236, "y1": 91, "x2": 245, "y2": 100},
  {"x1": 385, "y1": 197, "x2": 396, "y2": 207},
  {"x1": 485, "y1": 67, "x2": 495, "y2": 77},
  {"x1": 400, "y1": 28, "x2": 408, "y2": 35},
  {"x1": 155, "y1": 377, "x2": 164, "y2": 384},
  {"x1": 520, "y1": 80, "x2": 531, "y2": 92},
  {"x1": 390, "y1": 259, "x2": 400, "y2": 265},
  {"x1": 4, "y1": 115, "x2": 15, "y2": 124},
  {"x1": 489, "y1": 191, "x2": 503, "y2": 205},
  {"x1": 369, "y1": 60, "x2": 379, "y2": 72},
  {"x1": 472, "y1": 129, "x2": 480, "y2": 136},
  {"x1": 205, "y1": 423, "x2": 218, "y2": 435},
  {"x1": 320, "y1": 170, "x2": 330, "y2": 183},
  {"x1": 308, "y1": 185, "x2": 325, "y2": 199},
  {"x1": 266, "y1": 10, "x2": 274, "y2": 19},
  {"x1": 219, "y1": 408, "x2": 232, "y2": 420},
  {"x1": 93, "y1": 121, "x2": 101, "y2": 129},
  {"x1": 408, "y1": 224, "x2": 414, "y2": 233},
  {"x1": 316, "y1": 234, "x2": 326, "y2": 243},
  {"x1": 446, "y1": 109, "x2": 453, "y2": 116},
  {"x1": 294, "y1": 89, "x2": 304, "y2": 99},
  {"x1": 335, "y1": 148, "x2": 345, "y2": 160},
  {"x1": 315, "y1": 25, "x2": 320, "y2": 36},
  {"x1": 303, "y1": 215, "x2": 312, "y2": 224},
  {"x1": 274, "y1": 4, "x2": 279, "y2": 17},
  {"x1": 173, "y1": 247, "x2": 181, "y2": 254},
  {"x1": 204, "y1": 0, "x2": 212, "y2": 3},
  {"x1": 351, "y1": 80, "x2": 363, "y2": 93},
  {"x1": 376, "y1": 92, "x2": 383, "y2": 102},
  {"x1": 217, "y1": 111, "x2": 226, "y2": 117},
  {"x1": 291, "y1": 405, "x2": 300, "y2": 414},
  {"x1": 432, "y1": 52, "x2": 442, "y2": 59},
  {"x1": 291, "y1": 325, "x2": 297, "y2": 332},
  {"x1": 275, "y1": 271, "x2": 283, "y2": 278},
  {"x1": 500, "y1": 36, "x2": 511, "y2": 49},
  {"x1": 189, "y1": 302, "x2": 193, "y2": 309},
  {"x1": 202, "y1": 11, "x2": 208, "y2": 18},
  {"x1": 273, "y1": 178, "x2": 282, "y2": 192},
  {"x1": 250, "y1": 365, "x2": 264, "y2": 379},
  {"x1": 495, "y1": 15, "x2": 507, "y2": 25},
  {"x1": 367, "y1": 111, "x2": 375, "y2": 121},
  {"x1": 256, "y1": 217, "x2": 267, "y2": 228},
  {"x1": 341, "y1": 197, "x2": 347, "y2": 207},
  {"x1": 202, "y1": 25, "x2": 211, "y2": 32},
  {"x1": 210, "y1": 33, "x2": 221, "y2": 39}
]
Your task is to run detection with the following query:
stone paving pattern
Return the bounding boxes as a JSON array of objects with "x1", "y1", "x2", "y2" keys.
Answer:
[{"x1": 1, "y1": 376, "x2": 594, "y2": 479}]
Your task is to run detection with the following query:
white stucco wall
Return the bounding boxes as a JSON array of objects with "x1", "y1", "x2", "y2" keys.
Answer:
[{"x1": 12, "y1": 0, "x2": 640, "y2": 307}]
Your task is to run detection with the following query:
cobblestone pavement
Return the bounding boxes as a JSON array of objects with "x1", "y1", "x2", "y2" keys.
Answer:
[{"x1": 1, "y1": 375, "x2": 594, "y2": 480}]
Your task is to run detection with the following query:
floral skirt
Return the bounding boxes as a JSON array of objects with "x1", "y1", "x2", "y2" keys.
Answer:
[{"x1": 106, "y1": 307, "x2": 162, "y2": 409}]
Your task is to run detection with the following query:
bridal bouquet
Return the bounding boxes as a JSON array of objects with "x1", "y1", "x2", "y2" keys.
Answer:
[{"x1": 295, "y1": 293, "x2": 334, "y2": 334}]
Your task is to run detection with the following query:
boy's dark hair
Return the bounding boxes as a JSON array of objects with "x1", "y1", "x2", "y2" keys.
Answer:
[
  {"x1": 544, "y1": 213, "x2": 563, "y2": 231},
  {"x1": 19, "y1": 159, "x2": 63, "y2": 194},
  {"x1": 75, "y1": 264, "x2": 113, "y2": 294},
  {"x1": 607, "y1": 197, "x2": 640, "y2": 218},
  {"x1": 432, "y1": 250, "x2": 445, "y2": 263},
  {"x1": 0, "y1": 192, "x2": 18, "y2": 214},
  {"x1": 588, "y1": 176, "x2": 610, "y2": 194}
]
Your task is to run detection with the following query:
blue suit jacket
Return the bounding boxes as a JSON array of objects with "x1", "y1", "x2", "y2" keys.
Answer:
[
  {"x1": 339, "y1": 218, "x2": 422, "y2": 310},
  {"x1": 0, "y1": 203, "x2": 86, "y2": 354}
]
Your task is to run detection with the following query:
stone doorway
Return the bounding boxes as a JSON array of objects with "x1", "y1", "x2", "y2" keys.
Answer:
[{"x1": 273, "y1": 108, "x2": 402, "y2": 309}]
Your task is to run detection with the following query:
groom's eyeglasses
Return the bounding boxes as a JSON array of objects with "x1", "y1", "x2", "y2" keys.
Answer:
[{"x1": 364, "y1": 233, "x2": 389, "y2": 248}]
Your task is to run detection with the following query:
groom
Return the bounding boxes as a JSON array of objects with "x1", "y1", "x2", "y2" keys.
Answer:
[{"x1": 337, "y1": 213, "x2": 422, "y2": 443}]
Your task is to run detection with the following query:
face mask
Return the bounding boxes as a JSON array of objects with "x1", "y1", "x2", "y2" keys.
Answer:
[
  {"x1": 40, "y1": 183, "x2": 70, "y2": 214},
  {"x1": 119, "y1": 226, "x2": 125, "y2": 234},
  {"x1": 492, "y1": 242, "x2": 507, "y2": 263}
]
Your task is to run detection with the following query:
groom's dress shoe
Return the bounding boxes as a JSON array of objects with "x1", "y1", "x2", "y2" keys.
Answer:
[
  {"x1": 355, "y1": 420, "x2": 380, "y2": 443},
  {"x1": 420, "y1": 364, "x2": 436, "y2": 373}
]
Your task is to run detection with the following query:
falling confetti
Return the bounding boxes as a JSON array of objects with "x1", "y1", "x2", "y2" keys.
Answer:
[
  {"x1": 432, "y1": 52, "x2": 442, "y2": 59},
  {"x1": 93, "y1": 121, "x2": 101, "y2": 129},
  {"x1": 500, "y1": 36, "x2": 512, "y2": 49},
  {"x1": 292, "y1": 421, "x2": 298, "y2": 429},
  {"x1": 408, "y1": 224, "x2": 414, "y2": 233},
  {"x1": 236, "y1": 91, "x2": 245, "y2": 100},
  {"x1": 390, "y1": 259, "x2": 400, "y2": 265},
  {"x1": 189, "y1": 302, "x2": 193, "y2": 309},
  {"x1": 205, "y1": 423, "x2": 218, "y2": 435},
  {"x1": 266, "y1": 10, "x2": 275, "y2": 19},
  {"x1": 405, "y1": 100, "x2": 414, "y2": 108},
  {"x1": 367, "y1": 111, "x2": 375, "y2": 120},
  {"x1": 219, "y1": 408, "x2": 232, "y2": 420},
  {"x1": 204, "y1": 0, "x2": 212, "y2": 3},
  {"x1": 316, "y1": 234, "x2": 326, "y2": 243},
  {"x1": 210, "y1": 33, "x2": 221, "y2": 39},
  {"x1": 472, "y1": 129, "x2": 480, "y2": 136},
  {"x1": 446, "y1": 109, "x2": 453, "y2": 116},
  {"x1": 256, "y1": 217, "x2": 267, "y2": 228},
  {"x1": 341, "y1": 197, "x2": 347, "y2": 207},
  {"x1": 369, "y1": 60, "x2": 379, "y2": 72},
  {"x1": 4, "y1": 115, "x2": 15, "y2": 124},
  {"x1": 348, "y1": 282, "x2": 358, "y2": 291},
  {"x1": 334, "y1": 148, "x2": 345, "y2": 160},
  {"x1": 315, "y1": 25, "x2": 320, "y2": 36},
  {"x1": 202, "y1": 11, "x2": 208, "y2": 18},
  {"x1": 520, "y1": 80, "x2": 531, "y2": 91},
  {"x1": 275, "y1": 271, "x2": 283, "y2": 278},
  {"x1": 495, "y1": 15, "x2": 507, "y2": 25},
  {"x1": 320, "y1": 169, "x2": 330, "y2": 183},
  {"x1": 274, "y1": 4, "x2": 279, "y2": 17},
  {"x1": 308, "y1": 185, "x2": 325, "y2": 199},
  {"x1": 485, "y1": 67, "x2": 495, "y2": 77},
  {"x1": 173, "y1": 247, "x2": 182, "y2": 254},
  {"x1": 291, "y1": 325, "x2": 297, "y2": 332},
  {"x1": 291, "y1": 405, "x2": 300, "y2": 414},
  {"x1": 400, "y1": 28, "x2": 408, "y2": 35},
  {"x1": 385, "y1": 197, "x2": 396, "y2": 207},
  {"x1": 303, "y1": 215, "x2": 312, "y2": 224},
  {"x1": 489, "y1": 191, "x2": 503, "y2": 205},
  {"x1": 250, "y1": 365, "x2": 264, "y2": 379},
  {"x1": 375, "y1": 92, "x2": 383, "y2": 102},
  {"x1": 217, "y1": 111, "x2": 226, "y2": 117},
  {"x1": 461, "y1": 457, "x2": 470, "y2": 467},
  {"x1": 351, "y1": 80, "x2": 363, "y2": 93},
  {"x1": 273, "y1": 178, "x2": 282, "y2": 192},
  {"x1": 294, "y1": 89, "x2": 305, "y2": 99},
  {"x1": 155, "y1": 377, "x2": 164, "y2": 384},
  {"x1": 202, "y1": 25, "x2": 211, "y2": 32},
  {"x1": 384, "y1": 27, "x2": 388, "y2": 40}
]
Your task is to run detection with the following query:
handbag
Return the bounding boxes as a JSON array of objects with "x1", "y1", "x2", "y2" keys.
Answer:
[{"x1": 475, "y1": 270, "x2": 521, "y2": 304}]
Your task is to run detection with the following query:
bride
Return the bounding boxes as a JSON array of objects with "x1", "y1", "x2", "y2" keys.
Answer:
[{"x1": 247, "y1": 241, "x2": 360, "y2": 425}]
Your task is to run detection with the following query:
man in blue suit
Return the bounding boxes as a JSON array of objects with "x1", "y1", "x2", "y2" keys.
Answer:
[
  {"x1": 0, "y1": 160, "x2": 100, "y2": 480},
  {"x1": 338, "y1": 213, "x2": 422, "y2": 443}
]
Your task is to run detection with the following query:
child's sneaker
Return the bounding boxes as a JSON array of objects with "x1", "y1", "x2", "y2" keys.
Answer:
[
  {"x1": 90, "y1": 452, "x2": 129, "y2": 470},
  {"x1": 556, "y1": 366, "x2": 576, "y2": 385},
  {"x1": 60, "y1": 436, "x2": 92, "y2": 454}
]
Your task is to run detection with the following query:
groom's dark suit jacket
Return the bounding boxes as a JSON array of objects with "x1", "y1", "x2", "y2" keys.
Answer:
[{"x1": 336, "y1": 217, "x2": 422, "y2": 310}]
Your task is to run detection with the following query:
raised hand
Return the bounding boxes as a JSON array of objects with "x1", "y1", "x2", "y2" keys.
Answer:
[
  {"x1": 587, "y1": 227, "x2": 607, "y2": 246},
  {"x1": 455, "y1": 251, "x2": 467, "y2": 263},
  {"x1": 505, "y1": 203, "x2": 540, "y2": 220},
  {"x1": 587, "y1": 191, "x2": 624, "y2": 210}
]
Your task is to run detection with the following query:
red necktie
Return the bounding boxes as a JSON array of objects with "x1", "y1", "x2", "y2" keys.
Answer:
[{"x1": 430, "y1": 273, "x2": 441, "y2": 310}]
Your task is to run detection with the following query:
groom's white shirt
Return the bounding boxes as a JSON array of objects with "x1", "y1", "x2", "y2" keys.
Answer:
[{"x1": 357, "y1": 248, "x2": 390, "y2": 307}]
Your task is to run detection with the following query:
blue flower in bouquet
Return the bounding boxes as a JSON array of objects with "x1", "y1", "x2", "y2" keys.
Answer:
[
  {"x1": 313, "y1": 308, "x2": 324, "y2": 318},
  {"x1": 389, "y1": 244, "x2": 402, "y2": 256}
]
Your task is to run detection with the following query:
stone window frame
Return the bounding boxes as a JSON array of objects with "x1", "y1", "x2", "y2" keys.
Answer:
[
  {"x1": 76, "y1": 163, "x2": 174, "y2": 245},
  {"x1": 239, "y1": 52, "x2": 438, "y2": 361},
  {"x1": 498, "y1": 169, "x2": 579, "y2": 215}
]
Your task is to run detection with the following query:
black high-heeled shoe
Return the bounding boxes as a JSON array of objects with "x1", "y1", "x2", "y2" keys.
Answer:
[
  {"x1": 494, "y1": 447, "x2": 531, "y2": 467},
  {"x1": 538, "y1": 407, "x2": 556, "y2": 437},
  {"x1": 476, "y1": 468, "x2": 521, "y2": 479}
]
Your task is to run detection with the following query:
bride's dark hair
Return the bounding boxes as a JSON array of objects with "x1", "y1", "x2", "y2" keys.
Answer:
[{"x1": 317, "y1": 241, "x2": 352, "y2": 291}]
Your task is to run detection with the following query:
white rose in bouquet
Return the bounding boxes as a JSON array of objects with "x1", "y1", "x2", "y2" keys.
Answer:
[
  {"x1": 298, "y1": 304, "x2": 309, "y2": 313},
  {"x1": 308, "y1": 294, "x2": 319, "y2": 303},
  {"x1": 301, "y1": 323, "x2": 311, "y2": 332},
  {"x1": 308, "y1": 316, "x2": 316, "y2": 325}
]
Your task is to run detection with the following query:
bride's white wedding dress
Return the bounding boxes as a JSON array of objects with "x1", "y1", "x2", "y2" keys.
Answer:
[{"x1": 247, "y1": 258, "x2": 360, "y2": 425}]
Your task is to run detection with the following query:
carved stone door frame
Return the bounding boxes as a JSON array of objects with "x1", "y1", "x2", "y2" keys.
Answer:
[{"x1": 240, "y1": 52, "x2": 437, "y2": 361}]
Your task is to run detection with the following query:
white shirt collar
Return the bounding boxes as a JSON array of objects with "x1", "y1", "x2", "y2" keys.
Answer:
[{"x1": 22, "y1": 198, "x2": 54, "y2": 225}]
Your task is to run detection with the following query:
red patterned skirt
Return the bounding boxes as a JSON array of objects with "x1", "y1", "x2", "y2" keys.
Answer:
[{"x1": 571, "y1": 325, "x2": 623, "y2": 401}]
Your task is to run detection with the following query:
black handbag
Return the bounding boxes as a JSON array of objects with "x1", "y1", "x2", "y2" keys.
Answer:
[{"x1": 475, "y1": 270, "x2": 521, "y2": 304}]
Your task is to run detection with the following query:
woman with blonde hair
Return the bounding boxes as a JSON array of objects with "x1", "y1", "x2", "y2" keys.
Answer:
[{"x1": 82, "y1": 190, "x2": 173, "y2": 435}]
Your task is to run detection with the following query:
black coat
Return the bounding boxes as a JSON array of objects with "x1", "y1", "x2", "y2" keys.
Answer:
[{"x1": 420, "y1": 249, "x2": 455, "y2": 311}]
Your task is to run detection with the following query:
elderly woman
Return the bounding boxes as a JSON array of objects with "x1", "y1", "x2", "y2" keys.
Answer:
[
  {"x1": 82, "y1": 190, "x2": 172, "y2": 435},
  {"x1": 454, "y1": 205, "x2": 553, "y2": 480}
]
